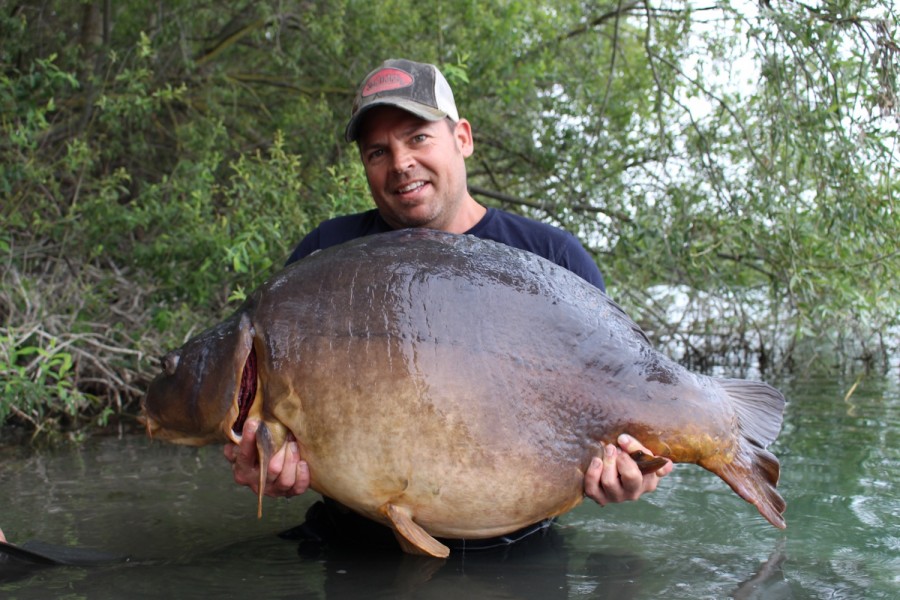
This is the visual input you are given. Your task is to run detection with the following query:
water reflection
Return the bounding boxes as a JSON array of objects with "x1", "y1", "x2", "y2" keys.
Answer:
[
  {"x1": 301, "y1": 529, "x2": 573, "y2": 600},
  {"x1": 729, "y1": 541, "x2": 789, "y2": 600},
  {"x1": 1, "y1": 522, "x2": 796, "y2": 599}
]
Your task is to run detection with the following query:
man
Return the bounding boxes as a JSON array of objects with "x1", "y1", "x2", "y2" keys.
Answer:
[{"x1": 225, "y1": 59, "x2": 672, "y2": 550}]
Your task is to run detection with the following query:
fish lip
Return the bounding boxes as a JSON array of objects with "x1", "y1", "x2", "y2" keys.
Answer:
[{"x1": 139, "y1": 413, "x2": 159, "y2": 438}]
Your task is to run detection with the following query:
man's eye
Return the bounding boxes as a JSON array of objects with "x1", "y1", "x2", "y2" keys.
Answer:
[
  {"x1": 368, "y1": 149, "x2": 384, "y2": 161},
  {"x1": 412, "y1": 134, "x2": 427, "y2": 143}
]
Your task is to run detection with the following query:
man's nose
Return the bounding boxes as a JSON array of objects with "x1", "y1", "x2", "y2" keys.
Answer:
[{"x1": 391, "y1": 145, "x2": 415, "y2": 172}]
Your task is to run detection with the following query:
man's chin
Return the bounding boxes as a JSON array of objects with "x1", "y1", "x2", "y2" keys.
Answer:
[{"x1": 385, "y1": 207, "x2": 443, "y2": 230}]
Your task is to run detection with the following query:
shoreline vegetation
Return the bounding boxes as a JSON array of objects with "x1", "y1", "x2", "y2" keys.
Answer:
[{"x1": 2, "y1": 2, "x2": 898, "y2": 442}]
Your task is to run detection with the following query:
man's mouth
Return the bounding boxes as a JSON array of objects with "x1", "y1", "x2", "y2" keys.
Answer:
[{"x1": 396, "y1": 181, "x2": 427, "y2": 194}]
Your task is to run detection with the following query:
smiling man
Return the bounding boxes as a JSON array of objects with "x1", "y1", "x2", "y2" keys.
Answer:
[{"x1": 224, "y1": 58, "x2": 672, "y2": 551}]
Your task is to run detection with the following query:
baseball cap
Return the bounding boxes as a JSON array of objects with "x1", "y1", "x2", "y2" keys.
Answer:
[{"x1": 344, "y1": 59, "x2": 459, "y2": 142}]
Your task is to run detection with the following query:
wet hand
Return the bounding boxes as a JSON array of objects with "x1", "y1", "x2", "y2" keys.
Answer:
[
  {"x1": 584, "y1": 434, "x2": 673, "y2": 505},
  {"x1": 223, "y1": 419, "x2": 310, "y2": 498}
]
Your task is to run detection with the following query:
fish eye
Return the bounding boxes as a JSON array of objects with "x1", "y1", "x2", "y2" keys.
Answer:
[{"x1": 161, "y1": 353, "x2": 180, "y2": 375}]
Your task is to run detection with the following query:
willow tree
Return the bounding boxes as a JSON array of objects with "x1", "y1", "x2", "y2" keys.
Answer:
[
  {"x1": 434, "y1": 1, "x2": 900, "y2": 372},
  {"x1": 1, "y1": 0, "x2": 897, "y2": 434}
]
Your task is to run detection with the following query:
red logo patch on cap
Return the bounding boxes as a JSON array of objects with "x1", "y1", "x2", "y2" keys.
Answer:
[{"x1": 362, "y1": 68, "x2": 413, "y2": 97}]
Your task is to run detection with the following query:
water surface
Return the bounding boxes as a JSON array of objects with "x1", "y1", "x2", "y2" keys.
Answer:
[{"x1": 1, "y1": 371, "x2": 897, "y2": 599}]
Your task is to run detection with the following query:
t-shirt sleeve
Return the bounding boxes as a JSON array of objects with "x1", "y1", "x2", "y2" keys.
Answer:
[
  {"x1": 284, "y1": 210, "x2": 388, "y2": 266},
  {"x1": 285, "y1": 228, "x2": 322, "y2": 265},
  {"x1": 556, "y1": 236, "x2": 607, "y2": 293},
  {"x1": 470, "y1": 209, "x2": 608, "y2": 292}
]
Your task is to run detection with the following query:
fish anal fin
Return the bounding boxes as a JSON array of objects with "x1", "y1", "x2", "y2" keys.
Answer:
[
  {"x1": 380, "y1": 503, "x2": 449, "y2": 559},
  {"x1": 629, "y1": 450, "x2": 670, "y2": 475},
  {"x1": 255, "y1": 421, "x2": 276, "y2": 519}
]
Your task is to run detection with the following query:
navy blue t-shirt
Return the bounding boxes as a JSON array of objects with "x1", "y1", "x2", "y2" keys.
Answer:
[{"x1": 286, "y1": 208, "x2": 606, "y2": 291}]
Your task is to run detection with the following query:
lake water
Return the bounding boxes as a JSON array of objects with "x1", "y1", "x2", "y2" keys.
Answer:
[{"x1": 0, "y1": 370, "x2": 897, "y2": 599}]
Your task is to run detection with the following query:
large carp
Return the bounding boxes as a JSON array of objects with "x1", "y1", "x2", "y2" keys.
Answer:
[{"x1": 142, "y1": 229, "x2": 786, "y2": 558}]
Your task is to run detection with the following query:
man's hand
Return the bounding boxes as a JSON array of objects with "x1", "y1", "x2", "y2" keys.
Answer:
[
  {"x1": 584, "y1": 434, "x2": 673, "y2": 505},
  {"x1": 223, "y1": 419, "x2": 311, "y2": 497},
  {"x1": 0, "y1": 527, "x2": 6, "y2": 543}
]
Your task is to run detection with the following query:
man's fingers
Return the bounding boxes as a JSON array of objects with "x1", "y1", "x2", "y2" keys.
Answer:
[
  {"x1": 598, "y1": 444, "x2": 621, "y2": 498},
  {"x1": 654, "y1": 460, "x2": 674, "y2": 477},
  {"x1": 223, "y1": 442, "x2": 237, "y2": 463},
  {"x1": 293, "y1": 458, "x2": 311, "y2": 495},
  {"x1": 225, "y1": 419, "x2": 262, "y2": 489},
  {"x1": 615, "y1": 451, "x2": 645, "y2": 497},
  {"x1": 276, "y1": 441, "x2": 309, "y2": 497},
  {"x1": 584, "y1": 456, "x2": 605, "y2": 504},
  {"x1": 617, "y1": 433, "x2": 650, "y2": 455},
  {"x1": 235, "y1": 420, "x2": 260, "y2": 469},
  {"x1": 225, "y1": 421, "x2": 309, "y2": 498},
  {"x1": 599, "y1": 442, "x2": 648, "y2": 502},
  {"x1": 267, "y1": 442, "x2": 290, "y2": 486},
  {"x1": 617, "y1": 433, "x2": 673, "y2": 478},
  {"x1": 268, "y1": 439, "x2": 311, "y2": 497}
]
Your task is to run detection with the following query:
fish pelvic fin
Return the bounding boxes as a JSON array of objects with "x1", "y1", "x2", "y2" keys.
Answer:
[
  {"x1": 380, "y1": 503, "x2": 449, "y2": 559},
  {"x1": 704, "y1": 378, "x2": 787, "y2": 529}
]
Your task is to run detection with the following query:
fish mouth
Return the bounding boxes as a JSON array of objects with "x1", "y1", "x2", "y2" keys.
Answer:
[
  {"x1": 140, "y1": 413, "x2": 159, "y2": 437},
  {"x1": 231, "y1": 344, "x2": 258, "y2": 437}
]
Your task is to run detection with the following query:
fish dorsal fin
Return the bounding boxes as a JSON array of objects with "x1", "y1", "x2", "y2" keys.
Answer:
[{"x1": 381, "y1": 503, "x2": 449, "y2": 559}]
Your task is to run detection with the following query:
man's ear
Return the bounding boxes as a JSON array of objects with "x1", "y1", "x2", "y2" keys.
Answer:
[{"x1": 454, "y1": 118, "x2": 474, "y2": 158}]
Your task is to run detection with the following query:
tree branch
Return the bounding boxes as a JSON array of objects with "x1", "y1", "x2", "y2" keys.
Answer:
[{"x1": 468, "y1": 184, "x2": 633, "y2": 223}]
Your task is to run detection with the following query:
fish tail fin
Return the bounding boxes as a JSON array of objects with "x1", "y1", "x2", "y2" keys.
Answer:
[
  {"x1": 711, "y1": 444, "x2": 786, "y2": 529},
  {"x1": 719, "y1": 378, "x2": 785, "y2": 448},
  {"x1": 702, "y1": 379, "x2": 787, "y2": 529}
]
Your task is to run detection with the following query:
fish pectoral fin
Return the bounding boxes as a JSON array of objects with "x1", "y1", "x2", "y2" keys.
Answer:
[
  {"x1": 255, "y1": 421, "x2": 276, "y2": 519},
  {"x1": 380, "y1": 503, "x2": 449, "y2": 559}
]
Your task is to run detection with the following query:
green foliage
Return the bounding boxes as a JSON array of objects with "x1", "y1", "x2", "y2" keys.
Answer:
[
  {"x1": 0, "y1": 333, "x2": 93, "y2": 434},
  {"x1": 1, "y1": 0, "x2": 898, "y2": 439}
]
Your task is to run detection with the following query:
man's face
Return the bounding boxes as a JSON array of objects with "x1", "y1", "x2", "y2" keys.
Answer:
[{"x1": 357, "y1": 106, "x2": 474, "y2": 231}]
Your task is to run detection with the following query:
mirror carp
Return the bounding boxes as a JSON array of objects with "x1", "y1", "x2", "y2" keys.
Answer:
[{"x1": 142, "y1": 229, "x2": 786, "y2": 558}]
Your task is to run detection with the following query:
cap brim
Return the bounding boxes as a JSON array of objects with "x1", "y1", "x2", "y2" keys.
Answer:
[{"x1": 345, "y1": 99, "x2": 449, "y2": 142}]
